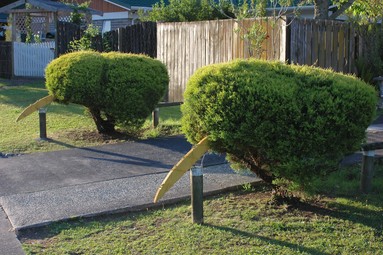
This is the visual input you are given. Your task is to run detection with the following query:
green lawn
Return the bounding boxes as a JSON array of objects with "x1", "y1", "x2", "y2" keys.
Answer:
[
  {"x1": 0, "y1": 80, "x2": 182, "y2": 154},
  {"x1": 20, "y1": 164, "x2": 383, "y2": 254}
]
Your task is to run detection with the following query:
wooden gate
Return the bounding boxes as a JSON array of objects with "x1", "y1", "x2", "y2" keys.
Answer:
[{"x1": 13, "y1": 41, "x2": 55, "y2": 77}]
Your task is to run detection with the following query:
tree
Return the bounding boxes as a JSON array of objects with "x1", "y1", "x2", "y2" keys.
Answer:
[
  {"x1": 347, "y1": 0, "x2": 383, "y2": 24},
  {"x1": 61, "y1": 0, "x2": 91, "y2": 26},
  {"x1": 312, "y1": 0, "x2": 356, "y2": 19},
  {"x1": 69, "y1": 24, "x2": 100, "y2": 51},
  {"x1": 139, "y1": 0, "x2": 235, "y2": 22},
  {"x1": 346, "y1": 0, "x2": 383, "y2": 84}
]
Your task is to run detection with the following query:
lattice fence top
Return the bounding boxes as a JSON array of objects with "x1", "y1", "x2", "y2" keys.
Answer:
[{"x1": 12, "y1": 11, "x2": 70, "y2": 40}]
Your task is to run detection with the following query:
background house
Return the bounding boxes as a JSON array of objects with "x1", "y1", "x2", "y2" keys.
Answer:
[
  {"x1": 76, "y1": 0, "x2": 163, "y2": 32},
  {"x1": 0, "y1": 0, "x2": 101, "y2": 77}
]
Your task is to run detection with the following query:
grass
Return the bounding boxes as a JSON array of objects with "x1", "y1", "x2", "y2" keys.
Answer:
[
  {"x1": 0, "y1": 80, "x2": 182, "y2": 154},
  {"x1": 141, "y1": 106, "x2": 182, "y2": 138},
  {"x1": 20, "y1": 164, "x2": 383, "y2": 254}
]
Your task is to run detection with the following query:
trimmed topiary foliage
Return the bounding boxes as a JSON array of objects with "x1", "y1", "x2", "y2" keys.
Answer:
[
  {"x1": 45, "y1": 51, "x2": 106, "y2": 106},
  {"x1": 45, "y1": 51, "x2": 168, "y2": 134},
  {"x1": 182, "y1": 59, "x2": 377, "y2": 190},
  {"x1": 102, "y1": 52, "x2": 169, "y2": 129}
]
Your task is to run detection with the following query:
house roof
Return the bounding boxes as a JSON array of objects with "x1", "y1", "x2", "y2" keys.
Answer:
[
  {"x1": 105, "y1": 0, "x2": 167, "y2": 9},
  {"x1": 0, "y1": 0, "x2": 102, "y2": 15},
  {"x1": 0, "y1": 0, "x2": 19, "y2": 8},
  {"x1": 105, "y1": 0, "x2": 130, "y2": 10},
  {"x1": 128, "y1": 0, "x2": 167, "y2": 8}
]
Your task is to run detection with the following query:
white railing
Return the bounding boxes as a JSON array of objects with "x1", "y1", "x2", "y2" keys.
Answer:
[{"x1": 13, "y1": 41, "x2": 55, "y2": 77}]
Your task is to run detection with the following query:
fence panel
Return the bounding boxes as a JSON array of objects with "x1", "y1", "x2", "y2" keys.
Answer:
[
  {"x1": 57, "y1": 21, "x2": 82, "y2": 56},
  {"x1": 289, "y1": 18, "x2": 358, "y2": 74},
  {"x1": 0, "y1": 42, "x2": 12, "y2": 79},
  {"x1": 13, "y1": 42, "x2": 55, "y2": 77},
  {"x1": 158, "y1": 18, "x2": 287, "y2": 102}
]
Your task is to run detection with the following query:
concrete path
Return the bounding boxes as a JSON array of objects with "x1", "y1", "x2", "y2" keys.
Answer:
[
  {"x1": 0, "y1": 135, "x2": 258, "y2": 254},
  {"x1": 0, "y1": 209, "x2": 24, "y2": 255}
]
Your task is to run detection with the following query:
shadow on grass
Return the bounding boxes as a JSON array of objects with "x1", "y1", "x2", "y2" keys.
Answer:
[
  {"x1": 0, "y1": 78, "x2": 44, "y2": 88},
  {"x1": 0, "y1": 86, "x2": 48, "y2": 108},
  {"x1": 47, "y1": 103, "x2": 88, "y2": 116},
  {"x1": 0, "y1": 84, "x2": 87, "y2": 117},
  {"x1": 0, "y1": 86, "x2": 89, "y2": 115},
  {"x1": 294, "y1": 200, "x2": 383, "y2": 237},
  {"x1": 204, "y1": 224, "x2": 330, "y2": 255}
]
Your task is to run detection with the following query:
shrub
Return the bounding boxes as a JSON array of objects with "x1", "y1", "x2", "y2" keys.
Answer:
[
  {"x1": 45, "y1": 51, "x2": 106, "y2": 107},
  {"x1": 45, "y1": 51, "x2": 168, "y2": 134},
  {"x1": 102, "y1": 52, "x2": 169, "y2": 128},
  {"x1": 181, "y1": 59, "x2": 377, "y2": 190}
]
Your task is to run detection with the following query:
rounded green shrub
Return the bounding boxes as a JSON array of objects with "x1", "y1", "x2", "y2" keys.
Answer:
[
  {"x1": 102, "y1": 52, "x2": 169, "y2": 128},
  {"x1": 45, "y1": 51, "x2": 168, "y2": 134},
  {"x1": 182, "y1": 59, "x2": 377, "y2": 189},
  {"x1": 45, "y1": 51, "x2": 106, "y2": 108}
]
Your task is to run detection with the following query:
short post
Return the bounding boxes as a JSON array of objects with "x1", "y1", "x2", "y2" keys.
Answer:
[
  {"x1": 373, "y1": 76, "x2": 383, "y2": 108},
  {"x1": 360, "y1": 150, "x2": 374, "y2": 193},
  {"x1": 190, "y1": 165, "x2": 203, "y2": 224},
  {"x1": 38, "y1": 108, "x2": 47, "y2": 140},
  {"x1": 152, "y1": 107, "x2": 159, "y2": 128}
]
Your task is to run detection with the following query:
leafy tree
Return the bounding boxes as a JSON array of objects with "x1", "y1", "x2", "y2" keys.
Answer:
[
  {"x1": 139, "y1": 0, "x2": 235, "y2": 22},
  {"x1": 311, "y1": 0, "x2": 355, "y2": 19},
  {"x1": 61, "y1": 0, "x2": 91, "y2": 26},
  {"x1": 69, "y1": 24, "x2": 100, "y2": 51},
  {"x1": 346, "y1": 0, "x2": 383, "y2": 84},
  {"x1": 141, "y1": 0, "x2": 362, "y2": 21},
  {"x1": 347, "y1": 0, "x2": 383, "y2": 24}
]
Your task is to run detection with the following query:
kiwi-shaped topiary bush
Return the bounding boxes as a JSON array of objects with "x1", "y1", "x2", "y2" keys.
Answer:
[
  {"x1": 102, "y1": 52, "x2": 169, "y2": 129},
  {"x1": 45, "y1": 51, "x2": 168, "y2": 134},
  {"x1": 182, "y1": 59, "x2": 377, "y2": 190}
]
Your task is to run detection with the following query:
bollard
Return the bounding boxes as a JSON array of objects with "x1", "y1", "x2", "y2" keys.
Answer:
[
  {"x1": 152, "y1": 107, "x2": 159, "y2": 128},
  {"x1": 360, "y1": 150, "x2": 374, "y2": 193},
  {"x1": 373, "y1": 76, "x2": 383, "y2": 108},
  {"x1": 190, "y1": 165, "x2": 203, "y2": 224},
  {"x1": 38, "y1": 108, "x2": 47, "y2": 140}
]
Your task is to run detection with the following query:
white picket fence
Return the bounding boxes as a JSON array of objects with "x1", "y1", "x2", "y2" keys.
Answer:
[{"x1": 13, "y1": 41, "x2": 55, "y2": 77}]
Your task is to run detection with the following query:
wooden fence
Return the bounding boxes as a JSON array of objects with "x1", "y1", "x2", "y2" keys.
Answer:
[
  {"x1": 290, "y1": 18, "x2": 358, "y2": 74},
  {"x1": 9, "y1": 18, "x2": 365, "y2": 101},
  {"x1": 93, "y1": 22, "x2": 157, "y2": 57},
  {"x1": 157, "y1": 18, "x2": 287, "y2": 102},
  {"x1": 56, "y1": 21, "x2": 157, "y2": 57},
  {"x1": 123, "y1": 21, "x2": 156, "y2": 57},
  {"x1": 158, "y1": 18, "x2": 369, "y2": 102},
  {"x1": 0, "y1": 42, "x2": 12, "y2": 79},
  {"x1": 57, "y1": 21, "x2": 82, "y2": 56}
]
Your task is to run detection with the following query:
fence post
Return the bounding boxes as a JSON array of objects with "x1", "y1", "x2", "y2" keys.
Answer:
[
  {"x1": 38, "y1": 108, "x2": 47, "y2": 140},
  {"x1": 118, "y1": 27, "x2": 123, "y2": 52},
  {"x1": 360, "y1": 150, "x2": 374, "y2": 193},
  {"x1": 152, "y1": 107, "x2": 159, "y2": 128},
  {"x1": 190, "y1": 165, "x2": 204, "y2": 224}
]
